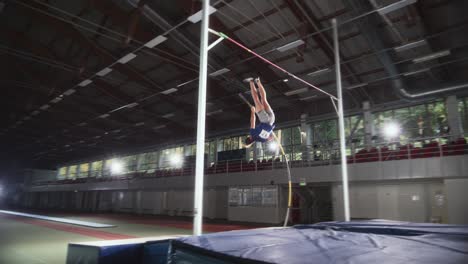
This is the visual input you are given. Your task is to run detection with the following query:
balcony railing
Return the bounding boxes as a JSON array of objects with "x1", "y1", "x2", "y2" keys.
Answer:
[{"x1": 35, "y1": 136, "x2": 467, "y2": 186}]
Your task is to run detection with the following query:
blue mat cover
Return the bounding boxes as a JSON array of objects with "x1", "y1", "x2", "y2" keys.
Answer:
[{"x1": 168, "y1": 220, "x2": 468, "y2": 264}]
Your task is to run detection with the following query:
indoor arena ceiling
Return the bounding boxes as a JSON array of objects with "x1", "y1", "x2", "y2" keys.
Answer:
[{"x1": 1, "y1": 0, "x2": 467, "y2": 167}]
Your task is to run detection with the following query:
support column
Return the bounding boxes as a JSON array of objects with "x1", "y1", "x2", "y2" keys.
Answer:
[
  {"x1": 446, "y1": 95, "x2": 464, "y2": 139},
  {"x1": 300, "y1": 114, "x2": 312, "y2": 161},
  {"x1": 333, "y1": 18, "x2": 350, "y2": 221},
  {"x1": 363, "y1": 101, "x2": 375, "y2": 147},
  {"x1": 193, "y1": 0, "x2": 210, "y2": 236}
]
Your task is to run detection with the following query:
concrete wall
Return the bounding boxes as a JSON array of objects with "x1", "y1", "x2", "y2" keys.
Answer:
[
  {"x1": 332, "y1": 181, "x2": 446, "y2": 223},
  {"x1": 445, "y1": 179, "x2": 468, "y2": 224}
]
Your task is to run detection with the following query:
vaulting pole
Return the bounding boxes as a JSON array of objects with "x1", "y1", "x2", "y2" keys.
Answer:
[
  {"x1": 332, "y1": 18, "x2": 350, "y2": 221},
  {"x1": 193, "y1": 0, "x2": 210, "y2": 235}
]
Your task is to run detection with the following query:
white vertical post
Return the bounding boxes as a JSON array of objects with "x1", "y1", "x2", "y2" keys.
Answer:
[
  {"x1": 332, "y1": 18, "x2": 350, "y2": 221},
  {"x1": 193, "y1": 0, "x2": 210, "y2": 236}
]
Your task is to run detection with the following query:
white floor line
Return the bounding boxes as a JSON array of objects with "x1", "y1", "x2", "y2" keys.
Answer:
[{"x1": 0, "y1": 210, "x2": 115, "y2": 228}]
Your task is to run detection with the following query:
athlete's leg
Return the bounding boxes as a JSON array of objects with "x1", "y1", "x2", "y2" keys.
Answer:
[
  {"x1": 250, "y1": 80, "x2": 264, "y2": 111},
  {"x1": 255, "y1": 78, "x2": 272, "y2": 113}
]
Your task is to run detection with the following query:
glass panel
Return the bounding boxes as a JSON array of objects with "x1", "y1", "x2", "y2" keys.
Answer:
[
  {"x1": 68, "y1": 165, "x2": 77, "y2": 179},
  {"x1": 262, "y1": 186, "x2": 277, "y2": 206},
  {"x1": 58, "y1": 167, "x2": 67, "y2": 178},
  {"x1": 229, "y1": 187, "x2": 239, "y2": 206},
  {"x1": 90, "y1": 161, "x2": 103, "y2": 177},
  {"x1": 251, "y1": 187, "x2": 263, "y2": 206},
  {"x1": 78, "y1": 163, "x2": 89, "y2": 178}
]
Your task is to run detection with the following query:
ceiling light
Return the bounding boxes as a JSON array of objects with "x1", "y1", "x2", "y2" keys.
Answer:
[
  {"x1": 39, "y1": 104, "x2": 50, "y2": 110},
  {"x1": 209, "y1": 68, "x2": 230, "y2": 77},
  {"x1": 283, "y1": 79, "x2": 289, "y2": 82},
  {"x1": 177, "y1": 78, "x2": 198, "y2": 87},
  {"x1": 31, "y1": 110, "x2": 40, "y2": 115},
  {"x1": 118, "y1": 53, "x2": 137, "y2": 64},
  {"x1": 79, "y1": 140, "x2": 85, "y2": 144},
  {"x1": 78, "y1": 79, "x2": 93, "y2": 87},
  {"x1": 50, "y1": 97, "x2": 62, "y2": 103},
  {"x1": 63, "y1": 89, "x2": 76, "y2": 95},
  {"x1": 276, "y1": 39, "x2": 305, "y2": 52},
  {"x1": 153, "y1": 125, "x2": 166, "y2": 130},
  {"x1": 99, "y1": 113, "x2": 110, "y2": 119},
  {"x1": 377, "y1": 0, "x2": 417, "y2": 15},
  {"x1": 144, "y1": 35, "x2": 168, "y2": 48},
  {"x1": 78, "y1": 122, "x2": 87, "y2": 126},
  {"x1": 346, "y1": 83, "x2": 368, "y2": 89},
  {"x1": 112, "y1": 129, "x2": 121, "y2": 133},
  {"x1": 284, "y1": 87, "x2": 309, "y2": 96},
  {"x1": 126, "y1": 102, "x2": 139, "y2": 108},
  {"x1": 207, "y1": 109, "x2": 223, "y2": 116},
  {"x1": 94, "y1": 135, "x2": 101, "y2": 139},
  {"x1": 187, "y1": 6, "x2": 217, "y2": 23},
  {"x1": 307, "y1": 68, "x2": 331, "y2": 77},
  {"x1": 162, "y1": 113, "x2": 175, "y2": 118},
  {"x1": 394, "y1": 39, "x2": 426, "y2": 52},
  {"x1": 161, "y1": 88, "x2": 178, "y2": 95},
  {"x1": 96, "y1": 67, "x2": 113, "y2": 77},
  {"x1": 413, "y1": 50, "x2": 450, "y2": 64},
  {"x1": 23, "y1": 116, "x2": 31, "y2": 120},
  {"x1": 134, "y1": 122, "x2": 145, "y2": 127},
  {"x1": 300, "y1": 95, "x2": 318, "y2": 101},
  {"x1": 403, "y1": 68, "x2": 430, "y2": 76}
]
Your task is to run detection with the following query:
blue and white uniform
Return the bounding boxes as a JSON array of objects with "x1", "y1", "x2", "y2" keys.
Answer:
[{"x1": 250, "y1": 123, "x2": 275, "y2": 143}]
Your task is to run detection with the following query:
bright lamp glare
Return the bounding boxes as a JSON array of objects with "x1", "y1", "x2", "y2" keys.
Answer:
[
  {"x1": 383, "y1": 122, "x2": 401, "y2": 138},
  {"x1": 170, "y1": 154, "x2": 183, "y2": 167},
  {"x1": 268, "y1": 142, "x2": 279, "y2": 151},
  {"x1": 110, "y1": 160, "x2": 124, "y2": 175}
]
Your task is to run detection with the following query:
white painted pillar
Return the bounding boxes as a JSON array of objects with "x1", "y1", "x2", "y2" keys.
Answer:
[
  {"x1": 363, "y1": 101, "x2": 374, "y2": 147},
  {"x1": 446, "y1": 95, "x2": 463, "y2": 139}
]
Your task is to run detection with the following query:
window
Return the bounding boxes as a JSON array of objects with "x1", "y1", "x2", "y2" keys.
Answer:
[
  {"x1": 140, "y1": 152, "x2": 158, "y2": 171},
  {"x1": 459, "y1": 97, "x2": 468, "y2": 134},
  {"x1": 122, "y1": 155, "x2": 137, "y2": 173},
  {"x1": 90, "y1": 161, "x2": 103, "y2": 177},
  {"x1": 78, "y1": 163, "x2": 89, "y2": 178},
  {"x1": 68, "y1": 165, "x2": 77, "y2": 179},
  {"x1": 228, "y1": 186, "x2": 278, "y2": 207},
  {"x1": 58, "y1": 167, "x2": 67, "y2": 179}
]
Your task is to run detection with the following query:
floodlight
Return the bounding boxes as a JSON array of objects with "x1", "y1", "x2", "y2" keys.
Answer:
[
  {"x1": 268, "y1": 141, "x2": 279, "y2": 152},
  {"x1": 382, "y1": 122, "x2": 401, "y2": 138},
  {"x1": 110, "y1": 160, "x2": 124, "y2": 175},
  {"x1": 170, "y1": 154, "x2": 183, "y2": 167}
]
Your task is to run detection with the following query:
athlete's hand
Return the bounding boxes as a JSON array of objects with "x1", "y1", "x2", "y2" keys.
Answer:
[{"x1": 251, "y1": 106, "x2": 256, "y2": 113}]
